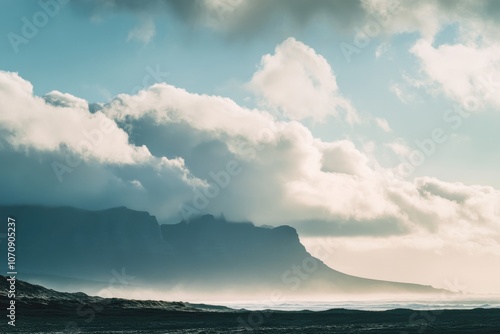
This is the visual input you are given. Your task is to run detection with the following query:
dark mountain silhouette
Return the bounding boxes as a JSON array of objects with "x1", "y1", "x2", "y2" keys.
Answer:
[{"x1": 0, "y1": 205, "x2": 442, "y2": 296}]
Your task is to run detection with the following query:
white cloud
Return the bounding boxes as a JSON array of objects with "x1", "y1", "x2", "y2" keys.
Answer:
[
  {"x1": 319, "y1": 140, "x2": 372, "y2": 176},
  {"x1": 389, "y1": 82, "x2": 414, "y2": 104},
  {"x1": 105, "y1": 82, "x2": 275, "y2": 144},
  {"x1": 362, "y1": 1, "x2": 500, "y2": 111},
  {"x1": 44, "y1": 90, "x2": 89, "y2": 110},
  {"x1": 411, "y1": 39, "x2": 500, "y2": 110},
  {"x1": 248, "y1": 38, "x2": 359, "y2": 124},
  {"x1": 385, "y1": 139, "x2": 411, "y2": 157},
  {"x1": 375, "y1": 117, "x2": 391, "y2": 132},
  {"x1": 127, "y1": 18, "x2": 156, "y2": 44},
  {"x1": 375, "y1": 42, "x2": 389, "y2": 58},
  {"x1": 0, "y1": 72, "x2": 151, "y2": 165},
  {"x1": 0, "y1": 71, "x2": 204, "y2": 219}
]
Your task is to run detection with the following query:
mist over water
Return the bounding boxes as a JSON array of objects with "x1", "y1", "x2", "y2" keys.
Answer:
[
  {"x1": 212, "y1": 297, "x2": 500, "y2": 312},
  {"x1": 88, "y1": 283, "x2": 500, "y2": 311}
]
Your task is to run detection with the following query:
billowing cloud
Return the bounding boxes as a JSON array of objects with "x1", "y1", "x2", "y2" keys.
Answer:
[
  {"x1": 411, "y1": 39, "x2": 500, "y2": 110},
  {"x1": 0, "y1": 71, "x2": 204, "y2": 219},
  {"x1": 248, "y1": 38, "x2": 358, "y2": 123},
  {"x1": 363, "y1": 1, "x2": 500, "y2": 110},
  {"x1": 0, "y1": 72, "x2": 153, "y2": 164},
  {"x1": 1, "y1": 36, "x2": 500, "y2": 257},
  {"x1": 44, "y1": 90, "x2": 89, "y2": 110},
  {"x1": 82, "y1": 63, "x2": 500, "y2": 255}
]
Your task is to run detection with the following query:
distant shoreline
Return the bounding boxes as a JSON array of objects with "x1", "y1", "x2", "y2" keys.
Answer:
[{"x1": 2, "y1": 276, "x2": 500, "y2": 333}]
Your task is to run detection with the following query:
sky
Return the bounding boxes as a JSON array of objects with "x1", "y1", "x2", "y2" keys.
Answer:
[{"x1": 0, "y1": 0, "x2": 499, "y2": 294}]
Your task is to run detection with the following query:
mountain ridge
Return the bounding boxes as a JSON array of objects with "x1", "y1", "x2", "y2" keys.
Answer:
[{"x1": 0, "y1": 205, "x2": 442, "y2": 297}]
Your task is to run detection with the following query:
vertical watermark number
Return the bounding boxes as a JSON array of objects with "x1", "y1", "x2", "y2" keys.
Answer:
[{"x1": 6, "y1": 217, "x2": 16, "y2": 327}]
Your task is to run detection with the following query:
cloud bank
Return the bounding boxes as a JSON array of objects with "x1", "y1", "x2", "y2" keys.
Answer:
[{"x1": 1, "y1": 37, "x2": 499, "y2": 257}]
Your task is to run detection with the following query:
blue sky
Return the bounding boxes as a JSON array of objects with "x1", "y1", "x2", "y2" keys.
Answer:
[
  {"x1": 1, "y1": 0, "x2": 500, "y2": 293},
  {"x1": 1, "y1": 0, "x2": 499, "y2": 188}
]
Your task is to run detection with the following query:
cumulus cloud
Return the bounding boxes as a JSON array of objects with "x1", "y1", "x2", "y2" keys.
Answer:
[
  {"x1": 360, "y1": 1, "x2": 500, "y2": 110},
  {"x1": 1, "y1": 35, "x2": 500, "y2": 255},
  {"x1": 319, "y1": 140, "x2": 372, "y2": 176},
  {"x1": 0, "y1": 71, "x2": 204, "y2": 218},
  {"x1": 44, "y1": 90, "x2": 89, "y2": 110},
  {"x1": 90, "y1": 70, "x2": 500, "y2": 254},
  {"x1": 0, "y1": 72, "x2": 150, "y2": 165},
  {"x1": 411, "y1": 39, "x2": 500, "y2": 110},
  {"x1": 248, "y1": 38, "x2": 359, "y2": 123}
]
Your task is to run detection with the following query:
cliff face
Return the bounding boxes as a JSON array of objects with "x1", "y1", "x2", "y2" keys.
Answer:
[
  {"x1": 0, "y1": 205, "x2": 168, "y2": 281},
  {"x1": 0, "y1": 205, "x2": 440, "y2": 295},
  {"x1": 159, "y1": 214, "x2": 318, "y2": 287}
]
